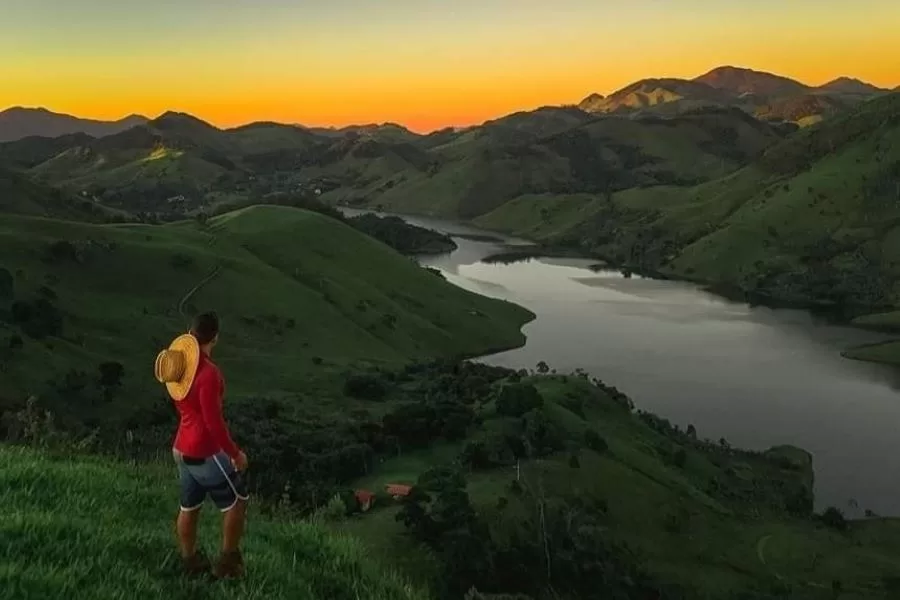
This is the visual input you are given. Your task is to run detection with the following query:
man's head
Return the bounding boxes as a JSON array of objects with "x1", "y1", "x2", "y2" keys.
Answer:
[{"x1": 190, "y1": 311, "x2": 220, "y2": 352}]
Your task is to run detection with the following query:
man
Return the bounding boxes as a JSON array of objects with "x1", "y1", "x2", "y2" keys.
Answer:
[{"x1": 154, "y1": 311, "x2": 249, "y2": 579}]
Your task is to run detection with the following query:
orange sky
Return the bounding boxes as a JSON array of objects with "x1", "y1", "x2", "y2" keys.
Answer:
[{"x1": 1, "y1": 1, "x2": 898, "y2": 132}]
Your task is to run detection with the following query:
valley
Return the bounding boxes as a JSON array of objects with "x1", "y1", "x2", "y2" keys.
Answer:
[{"x1": 2, "y1": 63, "x2": 900, "y2": 599}]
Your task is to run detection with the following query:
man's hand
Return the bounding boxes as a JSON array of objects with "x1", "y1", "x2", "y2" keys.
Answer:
[{"x1": 232, "y1": 451, "x2": 248, "y2": 472}]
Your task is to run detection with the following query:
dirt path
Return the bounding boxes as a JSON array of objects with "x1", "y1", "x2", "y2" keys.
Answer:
[{"x1": 177, "y1": 265, "x2": 222, "y2": 320}]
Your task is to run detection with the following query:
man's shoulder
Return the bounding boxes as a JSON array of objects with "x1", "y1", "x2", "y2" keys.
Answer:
[{"x1": 195, "y1": 357, "x2": 222, "y2": 383}]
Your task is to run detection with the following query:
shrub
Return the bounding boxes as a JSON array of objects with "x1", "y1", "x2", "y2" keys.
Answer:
[
  {"x1": 0, "y1": 267, "x2": 13, "y2": 301},
  {"x1": 585, "y1": 429, "x2": 609, "y2": 454},
  {"x1": 821, "y1": 507, "x2": 848, "y2": 531},
  {"x1": 343, "y1": 373, "x2": 388, "y2": 401},
  {"x1": 8, "y1": 334, "x2": 24, "y2": 351},
  {"x1": 496, "y1": 383, "x2": 543, "y2": 418}
]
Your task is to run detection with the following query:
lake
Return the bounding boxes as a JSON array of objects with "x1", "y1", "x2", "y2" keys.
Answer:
[{"x1": 342, "y1": 208, "x2": 900, "y2": 517}]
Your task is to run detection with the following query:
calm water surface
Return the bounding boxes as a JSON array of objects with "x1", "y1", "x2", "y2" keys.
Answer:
[{"x1": 344, "y1": 208, "x2": 900, "y2": 516}]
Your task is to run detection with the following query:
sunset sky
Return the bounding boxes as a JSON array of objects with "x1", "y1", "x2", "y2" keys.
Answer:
[{"x1": 1, "y1": 0, "x2": 898, "y2": 132}]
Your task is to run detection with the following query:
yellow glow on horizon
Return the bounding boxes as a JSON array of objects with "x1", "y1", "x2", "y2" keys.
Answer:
[{"x1": 0, "y1": 2, "x2": 897, "y2": 133}]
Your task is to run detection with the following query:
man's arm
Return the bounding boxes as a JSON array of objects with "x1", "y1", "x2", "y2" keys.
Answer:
[{"x1": 198, "y1": 369, "x2": 242, "y2": 460}]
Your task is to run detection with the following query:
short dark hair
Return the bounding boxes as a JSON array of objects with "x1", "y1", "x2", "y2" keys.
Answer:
[{"x1": 190, "y1": 311, "x2": 220, "y2": 345}]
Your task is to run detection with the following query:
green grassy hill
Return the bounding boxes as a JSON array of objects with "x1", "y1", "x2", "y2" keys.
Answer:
[
  {"x1": 0, "y1": 167, "x2": 128, "y2": 222},
  {"x1": 0, "y1": 444, "x2": 424, "y2": 600},
  {"x1": 332, "y1": 368, "x2": 900, "y2": 599},
  {"x1": 330, "y1": 107, "x2": 787, "y2": 220},
  {"x1": 475, "y1": 93, "x2": 900, "y2": 315},
  {"x1": 0, "y1": 204, "x2": 530, "y2": 439}
]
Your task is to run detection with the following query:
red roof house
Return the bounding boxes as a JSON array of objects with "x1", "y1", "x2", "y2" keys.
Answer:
[
  {"x1": 385, "y1": 483, "x2": 412, "y2": 499},
  {"x1": 354, "y1": 489, "x2": 376, "y2": 512}
]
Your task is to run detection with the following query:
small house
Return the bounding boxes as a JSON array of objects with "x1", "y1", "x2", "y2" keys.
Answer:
[
  {"x1": 385, "y1": 484, "x2": 412, "y2": 500},
  {"x1": 354, "y1": 489, "x2": 376, "y2": 512}
]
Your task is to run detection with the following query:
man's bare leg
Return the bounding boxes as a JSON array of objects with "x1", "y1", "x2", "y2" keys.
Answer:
[
  {"x1": 214, "y1": 498, "x2": 247, "y2": 578},
  {"x1": 223, "y1": 498, "x2": 247, "y2": 552},
  {"x1": 176, "y1": 508, "x2": 201, "y2": 558}
]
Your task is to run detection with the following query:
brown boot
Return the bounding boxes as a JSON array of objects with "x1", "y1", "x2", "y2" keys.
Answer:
[
  {"x1": 181, "y1": 551, "x2": 211, "y2": 577},
  {"x1": 213, "y1": 549, "x2": 245, "y2": 579}
]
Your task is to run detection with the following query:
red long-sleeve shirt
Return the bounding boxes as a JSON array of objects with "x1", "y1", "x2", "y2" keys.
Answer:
[{"x1": 173, "y1": 353, "x2": 241, "y2": 460}]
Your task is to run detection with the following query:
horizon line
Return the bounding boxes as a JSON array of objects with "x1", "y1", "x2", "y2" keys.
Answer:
[{"x1": 2, "y1": 64, "x2": 897, "y2": 136}]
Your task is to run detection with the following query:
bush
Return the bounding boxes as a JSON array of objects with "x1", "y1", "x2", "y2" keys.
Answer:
[
  {"x1": 11, "y1": 297, "x2": 63, "y2": 339},
  {"x1": 585, "y1": 429, "x2": 609, "y2": 454},
  {"x1": 0, "y1": 267, "x2": 13, "y2": 301},
  {"x1": 821, "y1": 507, "x2": 848, "y2": 531},
  {"x1": 8, "y1": 334, "x2": 24, "y2": 351},
  {"x1": 343, "y1": 373, "x2": 388, "y2": 401},
  {"x1": 496, "y1": 383, "x2": 543, "y2": 418},
  {"x1": 44, "y1": 240, "x2": 78, "y2": 263}
]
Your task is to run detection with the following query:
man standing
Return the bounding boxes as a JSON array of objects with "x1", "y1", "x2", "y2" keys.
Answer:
[{"x1": 154, "y1": 311, "x2": 249, "y2": 579}]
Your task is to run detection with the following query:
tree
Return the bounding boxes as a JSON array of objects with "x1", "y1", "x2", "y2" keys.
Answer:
[
  {"x1": 535, "y1": 361, "x2": 550, "y2": 374},
  {"x1": 686, "y1": 424, "x2": 697, "y2": 439},
  {"x1": 496, "y1": 383, "x2": 543, "y2": 418},
  {"x1": 98, "y1": 361, "x2": 125, "y2": 389},
  {"x1": 821, "y1": 507, "x2": 848, "y2": 531},
  {"x1": 8, "y1": 334, "x2": 23, "y2": 351},
  {"x1": 343, "y1": 373, "x2": 387, "y2": 401},
  {"x1": 584, "y1": 429, "x2": 608, "y2": 454},
  {"x1": 0, "y1": 266, "x2": 13, "y2": 302}
]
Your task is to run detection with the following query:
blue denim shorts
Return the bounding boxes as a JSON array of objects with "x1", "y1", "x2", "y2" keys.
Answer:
[{"x1": 172, "y1": 448, "x2": 250, "y2": 512}]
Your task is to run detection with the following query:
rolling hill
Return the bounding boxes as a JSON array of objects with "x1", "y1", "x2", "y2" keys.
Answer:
[
  {"x1": 817, "y1": 77, "x2": 890, "y2": 95},
  {"x1": 0, "y1": 107, "x2": 147, "y2": 143},
  {"x1": 476, "y1": 92, "x2": 900, "y2": 314},
  {"x1": 579, "y1": 78, "x2": 730, "y2": 114},
  {"x1": 578, "y1": 66, "x2": 889, "y2": 126},
  {"x1": 0, "y1": 204, "x2": 531, "y2": 439},
  {"x1": 333, "y1": 105, "x2": 788, "y2": 219},
  {"x1": 694, "y1": 65, "x2": 810, "y2": 96}
]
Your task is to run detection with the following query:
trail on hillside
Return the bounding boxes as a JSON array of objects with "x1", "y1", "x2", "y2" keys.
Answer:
[{"x1": 177, "y1": 264, "x2": 222, "y2": 321}]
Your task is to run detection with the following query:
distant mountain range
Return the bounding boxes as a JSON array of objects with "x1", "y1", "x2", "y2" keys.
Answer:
[
  {"x1": 0, "y1": 107, "x2": 147, "y2": 143},
  {"x1": 1, "y1": 66, "x2": 894, "y2": 145},
  {"x1": 577, "y1": 66, "x2": 892, "y2": 125}
]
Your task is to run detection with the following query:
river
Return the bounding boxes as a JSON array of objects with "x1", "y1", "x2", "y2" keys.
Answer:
[{"x1": 344, "y1": 208, "x2": 900, "y2": 517}]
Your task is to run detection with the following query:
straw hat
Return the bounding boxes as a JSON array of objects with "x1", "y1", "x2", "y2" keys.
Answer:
[{"x1": 154, "y1": 334, "x2": 201, "y2": 401}]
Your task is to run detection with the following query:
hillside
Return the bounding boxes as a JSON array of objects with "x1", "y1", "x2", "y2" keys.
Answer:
[
  {"x1": 693, "y1": 65, "x2": 810, "y2": 96},
  {"x1": 475, "y1": 92, "x2": 900, "y2": 315},
  {"x1": 332, "y1": 106, "x2": 787, "y2": 219},
  {"x1": 0, "y1": 444, "x2": 424, "y2": 600},
  {"x1": 579, "y1": 78, "x2": 730, "y2": 114},
  {"x1": 753, "y1": 94, "x2": 850, "y2": 127},
  {"x1": 331, "y1": 365, "x2": 900, "y2": 599},
  {"x1": 0, "y1": 205, "x2": 531, "y2": 443},
  {"x1": 0, "y1": 166, "x2": 128, "y2": 222},
  {"x1": 817, "y1": 77, "x2": 889, "y2": 96},
  {"x1": 0, "y1": 107, "x2": 147, "y2": 143},
  {"x1": 577, "y1": 66, "x2": 885, "y2": 126}
]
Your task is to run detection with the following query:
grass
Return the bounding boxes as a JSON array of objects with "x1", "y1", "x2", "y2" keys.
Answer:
[
  {"x1": 0, "y1": 444, "x2": 426, "y2": 600},
  {"x1": 0, "y1": 204, "x2": 531, "y2": 425}
]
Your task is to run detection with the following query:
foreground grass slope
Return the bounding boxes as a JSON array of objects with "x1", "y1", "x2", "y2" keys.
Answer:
[
  {"x1": 338, "y1": 372, "x2": 900, "y2": 599},
  {"x1": 0, "y1": 204, "x2": 530, "y2": 430},
  {"x1": 0, "y1": 445, "x2": 424, "y2": 600}
]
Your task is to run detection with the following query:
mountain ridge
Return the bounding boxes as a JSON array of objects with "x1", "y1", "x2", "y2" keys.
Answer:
[{"x1": 0, "y1": 107, "x2": 147, "y2": 143}]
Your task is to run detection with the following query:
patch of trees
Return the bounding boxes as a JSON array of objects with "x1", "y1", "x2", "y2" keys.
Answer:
[
  {"x1": 9, "y1": 294, "x2": 63, "y2": 339},
  {"x1": 397, "y1": 465, "x2": 683, "y2": 600},
  {"x1": 347, "y1": 213, "x2": 457, "y2": 256}
]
